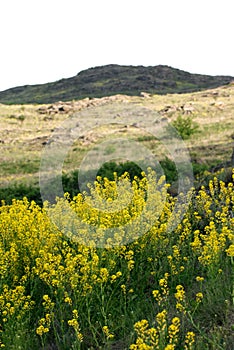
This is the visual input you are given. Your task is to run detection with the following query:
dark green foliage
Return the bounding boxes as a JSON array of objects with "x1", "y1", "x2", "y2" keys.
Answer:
[
  {"x1": 137, "y1": 135, "x2": 156, "y2": 142},
  {"x1": 62, "y1": 170, "x2": 80, "y2": 198},
  {"x1": 97, "y1": 161, "x2": 143, "y2": 181},
  {"x1": 159, "y1": 157, "x2": 178, "y2": 183},
  {"x1": 8, "y1": 114, "x2": 25, "y2": 122},
  {"x1": 0, "y1": 183, "x2": 42, "y2": 206},
  {"x1": 192, "y1": 162, "x2": 210, "y2": 176},
  {"x1": 1, "y1": 160, "x2": 231, "y2": 206},
  {"x1": 0, "y1": 159, "x2": 184, "y2": 205},
  {"x1": 0, "y1": 162, "x2": 144, "y2": 206},
  {"x1": 17, "y1": 114, "x2": 25, "y2": 122}
]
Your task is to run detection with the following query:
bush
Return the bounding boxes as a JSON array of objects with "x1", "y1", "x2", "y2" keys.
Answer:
[
  {"x1": 0, "y1": 183, "x2": 42, "y2": 206},
  {"x1": 97, "y1": 161, "x2": 143, "y2": 181},
  {"x1": 159, "y1": 157, "x2": 178, "y2": 183},
  {"x1": 171, "y1": 115, "x2": 199, "y2": 140},
  {"x1": 0, "y1": 162, "x2": 144, "y2": 206}
]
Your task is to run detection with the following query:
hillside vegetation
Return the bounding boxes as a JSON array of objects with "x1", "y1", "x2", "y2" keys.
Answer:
[
  {"x1": 0, "y1": 71, "x2": 234, "y2": 349},
  {"x1": 1, "y1": 83, "x2": 233, "y2": 199},
  {"x1": 0, "y1": 64, "x2": 233, "y2": 104}
]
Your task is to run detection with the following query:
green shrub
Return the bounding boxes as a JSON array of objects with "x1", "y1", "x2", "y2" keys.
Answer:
[
  {"x1": 171, "y1": 115, "x2": 199, "y2": 140},
  {"x1": 97, "y1": 161, "x2": 143, "y2": 181},
  {"x1": 159, "y1": 157, "x2": 178, "y2": 184},
  {"x1": 0, "y1": 162, "x2": 144, "y2": 206},
  {"x1": 0, "y1": 183, "x2": 42, "y2": 206}
]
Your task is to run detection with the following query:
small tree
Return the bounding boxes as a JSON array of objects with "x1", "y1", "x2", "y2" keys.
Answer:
[
  {"x1": 171, "y1": 115, "x2": 199, "y2": 140},
  {"x1": 18, "y1": 114, "x2": 25, "y2": 125}
]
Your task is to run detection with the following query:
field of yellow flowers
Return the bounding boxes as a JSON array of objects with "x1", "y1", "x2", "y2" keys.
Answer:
[{"x1": 0, "y1": 170, "x2": 233, "y2": 349}]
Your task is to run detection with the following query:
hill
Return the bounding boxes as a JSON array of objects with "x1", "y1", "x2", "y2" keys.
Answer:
[{"x1": 0, "y1": 64, "x2": 233, "y2": 104}]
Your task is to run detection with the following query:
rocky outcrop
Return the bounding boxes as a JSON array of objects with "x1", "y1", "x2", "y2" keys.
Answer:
[
  {"x1": 159, "y1": 103, "x2": 195, "y2": 115},
  {"x1": 37, "y1": 95, "x2": 129, "y2": 114}
]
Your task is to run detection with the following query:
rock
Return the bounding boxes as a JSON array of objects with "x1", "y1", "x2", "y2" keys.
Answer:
[
  {"x1": 140, "y1": 91, "x2": 151, "y2": 98},
  {"x1": 37, "y1": 106, "x2": 48, "y2": 114},
  {"x1": 159, "y1": 105, "x2": 177, "y2": 114},
  {"x1": 131, "y1": 122, "x2": 139, "y2": 127},
  {"x1": 36, "y1": 95, "x2": 129, "y2": 116},
  {"x1": 159, "y1": 103, "x2": 195, "y2": 115},
  {"x1": 182, "y1": 105, "x2": 195, "y2": 114},
  {"x1": 215, "y1": 101, "x2": 224, "y2": 109}
]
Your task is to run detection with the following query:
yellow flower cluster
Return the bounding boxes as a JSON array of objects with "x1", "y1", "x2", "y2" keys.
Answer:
[
  {"x1": 190, "y1": 177, "x2": 234, "y2": 265},
  {"x1": 102, "y1": 325, "x2": 114, "y2": 340},
  {"x1": 36, "y1": 313, "x2": 52, "y2": 336},
  {"x1": 68, "y1": 309, "x2": 83, "y2": 342},
  {"x1": 0, "y1": 169, "x2": 233, "y2": 348},
  {"x1": 48, "y1": 170, "x2": 167, "y2": 248},
  {"x1": 0, "y1": 285, "x2": 34, "y2": 324},
  {"x1": 152, "y1": 272, "x2": 170, "y2": 306},
  {"x1": 130, "y1": 310, "x2": 194, "y2": 350},
  {"x1": 195, "y1": 292, "x2": 203, "y2": 303}
]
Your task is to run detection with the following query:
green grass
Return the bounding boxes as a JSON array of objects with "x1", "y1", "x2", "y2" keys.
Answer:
[{"x1": 0, "y1": 159, "x2": 40, "y2": 175}]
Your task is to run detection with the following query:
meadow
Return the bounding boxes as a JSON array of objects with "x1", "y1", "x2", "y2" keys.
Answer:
[{"x1": 0, "y1": 84, "x2": 234, "y2": 349}]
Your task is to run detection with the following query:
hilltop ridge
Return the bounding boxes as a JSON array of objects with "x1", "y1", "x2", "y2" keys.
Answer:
[{"x1": 0, "y1": 64, "x2": 233, "y2": 104}]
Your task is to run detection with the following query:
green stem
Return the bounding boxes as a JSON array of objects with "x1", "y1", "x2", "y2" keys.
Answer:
[
  {"x1": 86, "y1": 297, "x2": 100, "y2": 347},
  {"x1": 187, "y1": 311, "x2": 224, "y2": 350}
]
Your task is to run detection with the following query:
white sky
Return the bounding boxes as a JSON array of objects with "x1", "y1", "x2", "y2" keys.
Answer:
[{"x1": 0, "y1": 0, "x2": 233, "y2": 92}]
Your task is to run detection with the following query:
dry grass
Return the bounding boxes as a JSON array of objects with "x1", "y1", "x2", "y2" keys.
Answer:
[{"x1": 0, "y1": 84, "x2": 234, "y2": 187}]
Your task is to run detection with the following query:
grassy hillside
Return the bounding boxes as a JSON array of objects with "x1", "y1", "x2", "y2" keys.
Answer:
[
  {"x1": 0, "y1": 83, "x2": 233, "y2": 202},
  {"x1": 0, "y1": 64, "x2": 233, "y2": 104}
]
